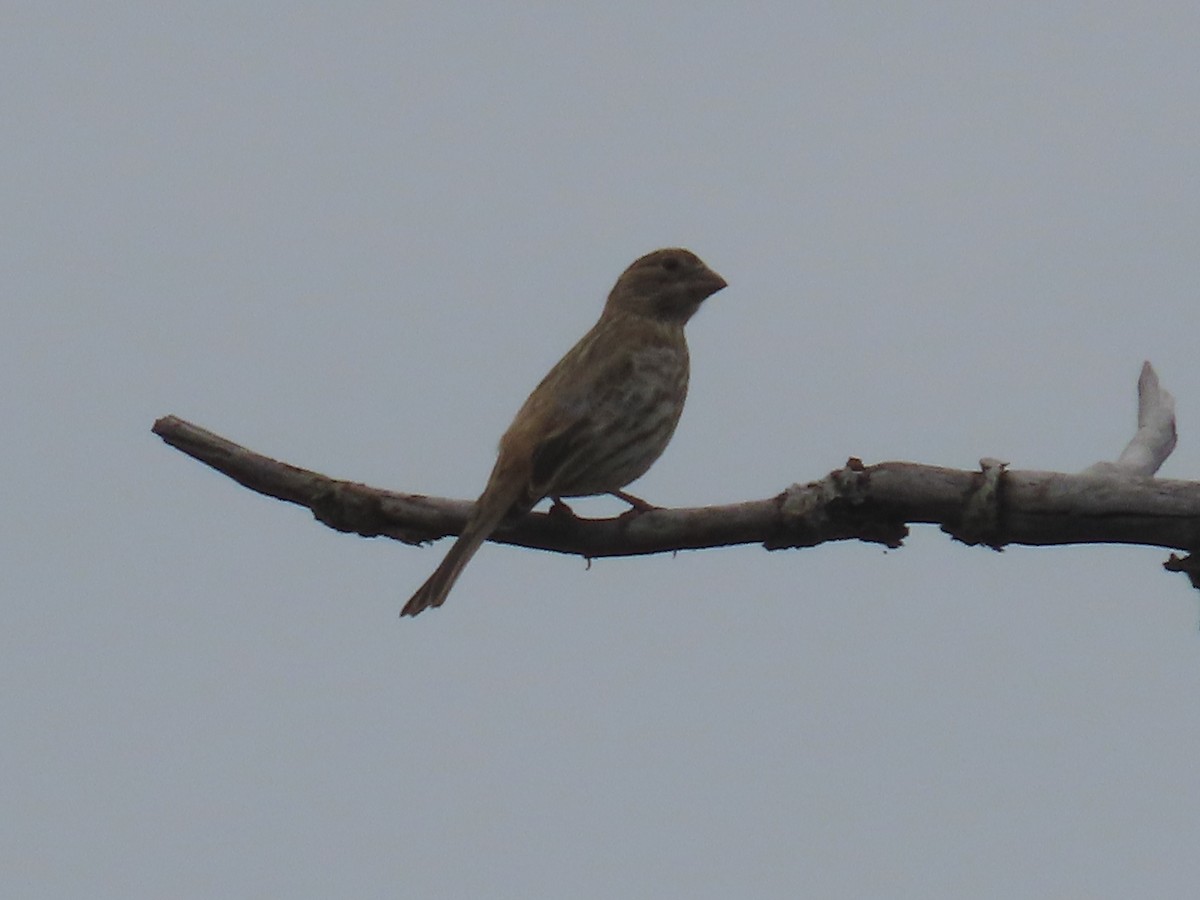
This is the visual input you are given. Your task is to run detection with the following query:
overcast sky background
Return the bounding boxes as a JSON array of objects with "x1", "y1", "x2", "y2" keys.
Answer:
[{"x1": 7, "y1": 4, "x2": 1200, "y2": 897}]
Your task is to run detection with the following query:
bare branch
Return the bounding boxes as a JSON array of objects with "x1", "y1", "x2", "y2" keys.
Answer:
[
  {"x1": 151, "y1": 426, "x2": 1200, "y2": 551},
  {"x1": 150, "y1": 363, "x2": 1200, "y2": 589}
]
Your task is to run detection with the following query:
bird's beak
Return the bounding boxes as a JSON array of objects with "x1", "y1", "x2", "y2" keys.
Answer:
[{"x1": 704, "y1": 269, "x2": 728, "y2": 296}]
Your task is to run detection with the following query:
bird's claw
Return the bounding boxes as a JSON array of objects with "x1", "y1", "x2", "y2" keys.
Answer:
[{"x1": 610, "y1": 489, "x2": 658, "y2": 514}]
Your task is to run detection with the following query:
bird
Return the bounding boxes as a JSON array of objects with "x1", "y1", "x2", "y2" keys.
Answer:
[{"x1": 402, "y1": 248, "x2": 726, "y2": 616}]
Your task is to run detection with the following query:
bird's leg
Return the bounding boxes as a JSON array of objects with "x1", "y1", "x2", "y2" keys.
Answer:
[
  {"x1": 610, "y1": 489, "x2": 658, "y2": 514},
  {"x1": 548, "y1": 496, "x2": 579, "y2": 519}
]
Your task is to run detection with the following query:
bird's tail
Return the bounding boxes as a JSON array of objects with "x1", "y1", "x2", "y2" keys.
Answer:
[
  {"x1": 400, "y1": 530, "x2": 487, "y2": 616},
  {"x1": 401, "y1": 478, "x2": 523, "y2": 617}
]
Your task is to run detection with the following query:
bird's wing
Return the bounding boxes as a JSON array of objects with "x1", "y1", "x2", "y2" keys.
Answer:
[{"x1": 524, "y1": 352, "x2": 639, "y2": 497}]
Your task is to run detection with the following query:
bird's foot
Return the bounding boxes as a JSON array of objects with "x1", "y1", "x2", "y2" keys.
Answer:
[
  {"x1": 610, "y1": 489, "x2": 658, "y2": 517},
  {"x1": 548, "y1": 497, "x2": 579, "y2": 519}
]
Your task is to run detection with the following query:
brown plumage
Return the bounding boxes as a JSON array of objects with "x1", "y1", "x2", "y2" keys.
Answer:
[{"x1": 402, "y1": 248, "x2": 726, "y2": 616}]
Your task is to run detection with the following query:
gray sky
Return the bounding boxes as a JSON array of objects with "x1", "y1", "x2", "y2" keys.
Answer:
[{"x1": 7, "y1": 3, "x2": 1200, "y2": 897}]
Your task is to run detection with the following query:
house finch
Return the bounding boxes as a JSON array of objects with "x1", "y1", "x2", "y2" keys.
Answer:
[{"x1": 402, "y1": 248, "x2": 726, "y2": 616}]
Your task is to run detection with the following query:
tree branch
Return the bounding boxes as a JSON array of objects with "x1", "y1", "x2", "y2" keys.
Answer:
[{"x1": 150, "y1": 362, "x2": 1200, "y2": 589}]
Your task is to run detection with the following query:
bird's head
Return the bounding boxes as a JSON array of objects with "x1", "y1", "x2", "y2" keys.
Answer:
[{"x1": 604, "y1": 248, "x2": 727, "y2": 324}]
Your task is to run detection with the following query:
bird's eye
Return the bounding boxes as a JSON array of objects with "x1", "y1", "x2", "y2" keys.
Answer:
[{"x1": 660, "y1": 256, "x2": 681, "y2": 272}]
